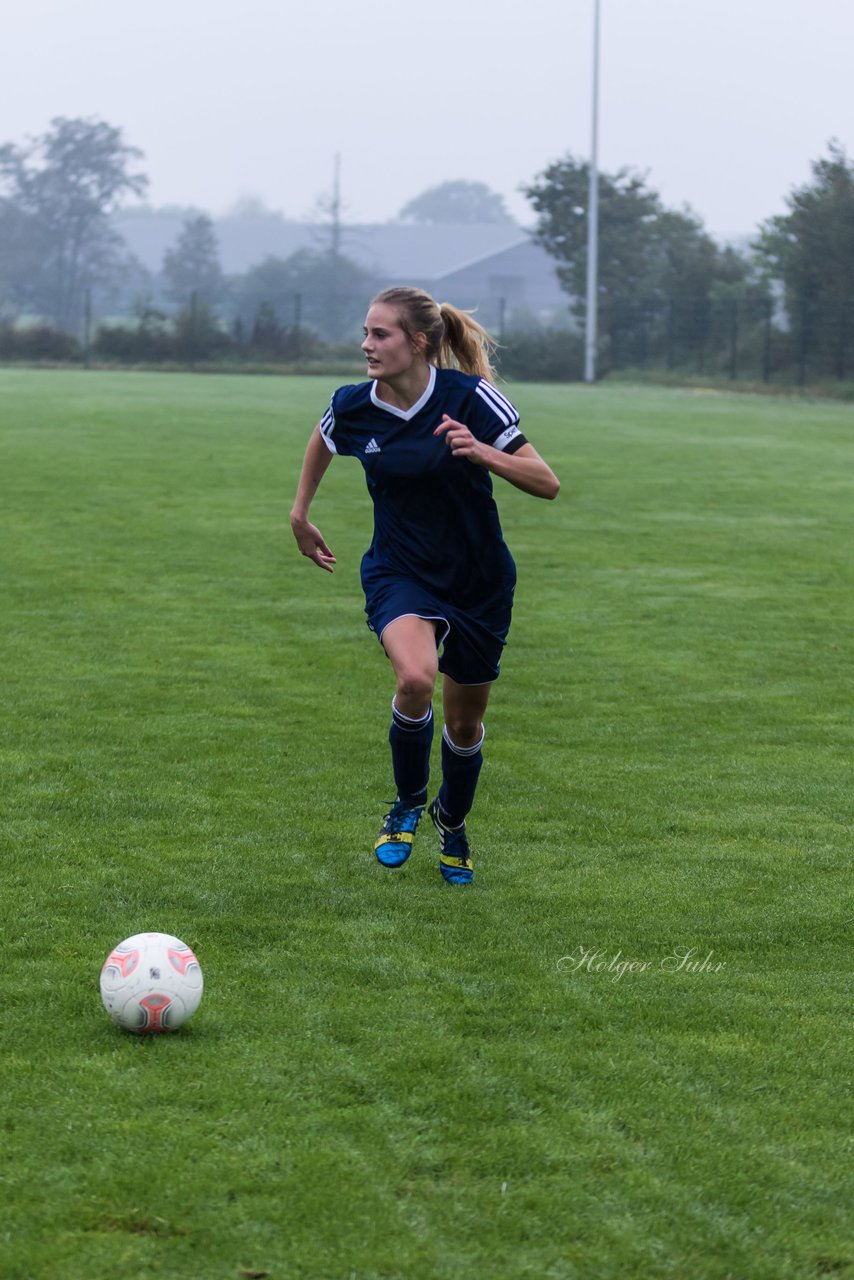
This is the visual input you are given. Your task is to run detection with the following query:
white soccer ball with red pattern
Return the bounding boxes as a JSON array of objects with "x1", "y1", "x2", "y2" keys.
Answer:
[{"x1": 100, "y1": 932, "x2": 203, "y2": 1033}]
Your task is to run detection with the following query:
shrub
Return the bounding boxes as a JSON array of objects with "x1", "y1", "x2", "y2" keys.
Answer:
[
  {"x1": 0, "y1": 325, "x2": 81, "y2": 361},
  {"x1": 498, "y1": 329, "x2": 583, "y2": 381}
]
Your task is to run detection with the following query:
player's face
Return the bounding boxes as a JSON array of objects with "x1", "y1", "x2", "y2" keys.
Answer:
[{"x1": 361, "y1": 304, "x2": 423, "y2": 380}]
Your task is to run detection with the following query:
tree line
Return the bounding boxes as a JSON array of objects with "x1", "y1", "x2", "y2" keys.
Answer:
[
  {"x1": 1, "y1": 117, "x2": 853, "y2": 385},
  {"x1": 524, "y1": 145, "x2": 854, "y2": 384}
]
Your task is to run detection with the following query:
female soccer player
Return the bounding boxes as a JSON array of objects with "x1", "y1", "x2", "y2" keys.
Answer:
[{"x1": 290, "y1": 287, "x2": 559, "y2": 885}]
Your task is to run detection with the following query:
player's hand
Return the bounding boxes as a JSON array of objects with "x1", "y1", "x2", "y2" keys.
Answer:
[
  {"x1": 434, "y1": 414, "x2": 489, "y2": 466},
  {"x1": 291, "y1": 517, "x2": 337, "y2": 572}
]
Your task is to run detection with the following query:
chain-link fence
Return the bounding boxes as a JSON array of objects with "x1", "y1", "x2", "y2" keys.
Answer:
[
  {"x1": 593, "y1": 294, "x2": 854, "y2": 385},
  {"x1": 3, "y1": 291, "x2": 853, "y2": 388}
]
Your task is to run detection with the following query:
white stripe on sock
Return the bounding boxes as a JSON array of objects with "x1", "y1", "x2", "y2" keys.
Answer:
[
  {"x1": 391, "y1": 697, "x2": 433, "y2": 728},
  {"x1": 442, "y1": 725, "x2": 485, "y2": 756}
]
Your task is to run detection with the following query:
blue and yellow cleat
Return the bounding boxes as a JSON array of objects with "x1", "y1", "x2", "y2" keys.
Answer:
[
  {"x1": 374, "y1": 799, "x2": 424, "y2": 868},
  {"x1": 429, "y1": 798, "x2": 474, "y2": 885}
]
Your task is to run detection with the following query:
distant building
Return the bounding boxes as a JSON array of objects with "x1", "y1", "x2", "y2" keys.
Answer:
[
  {"x1": 431, "y1": 239, "x2": 572, "y2": 333},
  {"x1": 112, "y1": 211, "x2": 572, "y2": 331}
]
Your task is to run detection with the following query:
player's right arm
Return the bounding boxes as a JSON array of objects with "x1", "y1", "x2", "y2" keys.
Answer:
[{"x1": 290, "y1": 424, "x2": 337, "y2": 572}]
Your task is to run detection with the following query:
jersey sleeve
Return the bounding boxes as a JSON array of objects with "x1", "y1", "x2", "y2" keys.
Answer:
[
  {"x1": 469, "y1": 380, "x2": 528, "y2": 454},
  {"x1": 318, "y1": 388, "x2": 354, "y2": 456}
]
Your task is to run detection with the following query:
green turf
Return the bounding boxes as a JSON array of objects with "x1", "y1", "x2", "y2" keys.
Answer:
[{"x1": 0, "y1": 369, "x2": 851, "y2": 1280}]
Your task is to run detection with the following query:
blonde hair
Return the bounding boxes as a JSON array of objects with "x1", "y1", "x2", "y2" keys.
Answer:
[{"x1": 371, "y1": 286, "x2": 498, "y2": 382}]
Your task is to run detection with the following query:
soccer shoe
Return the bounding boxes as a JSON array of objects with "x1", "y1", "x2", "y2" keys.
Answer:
[
  {"x1": 428, "y1": 798, "x2": 474, "y2": 885},
  {"x1": 374, "y1": 799, "x2": 424, "y2": 868}
]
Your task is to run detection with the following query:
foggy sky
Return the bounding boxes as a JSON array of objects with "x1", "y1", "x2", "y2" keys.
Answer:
[{"x1": 3, "y1": 0, "x2": 852, "y2": 240}]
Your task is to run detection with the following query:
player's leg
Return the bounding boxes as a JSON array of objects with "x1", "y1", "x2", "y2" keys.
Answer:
[
  {"x1": 437, "y1": 675, "x2": 491, "y2": 822},
  {"x1": 381, "y1": 614, "x2": 439, "y2": 722},
  {"x1": 374, "y1": 615, "x2": 439, "y2": 867},
  {"x1": 429, "y1": 675, "x2": 492, "y2": 885}
]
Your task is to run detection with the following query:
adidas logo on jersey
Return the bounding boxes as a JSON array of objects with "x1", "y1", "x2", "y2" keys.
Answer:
[{"x1": 365, "y1": 438, "x2": 381, "y2": 454}]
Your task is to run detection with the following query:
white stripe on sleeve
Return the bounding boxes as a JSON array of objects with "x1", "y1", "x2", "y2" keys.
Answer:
[
  {"x1": 475, "y1": 380, "x2": 520, "y2": 429},
  {"x1": 494, "y1": 424, "x2": 523, "y2": 451},
  {"x1": 319, "y1": 405, "x2": 337, "y2": 453},
  {"x1": 480, "y1": 381, "x2": 519, "y2": 420}
]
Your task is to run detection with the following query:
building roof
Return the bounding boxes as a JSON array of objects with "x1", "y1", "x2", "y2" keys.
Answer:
[{"x1": 112, "y1": 211, "x2": 529, "y2": 280}]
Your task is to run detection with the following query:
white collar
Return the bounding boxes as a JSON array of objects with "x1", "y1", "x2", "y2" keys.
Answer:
[{"x1": 370, "y1": 365, "x2": 437, "y2": 421}]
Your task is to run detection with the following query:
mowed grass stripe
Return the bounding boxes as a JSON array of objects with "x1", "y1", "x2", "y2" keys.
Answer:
[{"x1": 0, "y1": 369, "x2": 851, "y2": 1280}]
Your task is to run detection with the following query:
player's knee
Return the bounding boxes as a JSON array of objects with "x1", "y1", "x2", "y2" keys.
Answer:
[{"x1": 396, "y1": 670, "x2": 435, "y2": 711}]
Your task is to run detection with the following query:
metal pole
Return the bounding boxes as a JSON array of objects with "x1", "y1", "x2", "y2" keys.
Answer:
[
  {"x1": 331, "y1": 153, "x2": 341, "y2": 264},
  {"x1": 294, "y1": 291, "x2": 302, "y2": 363},
  {"x1": 83, "y1": 286, "x2": 92, "y2": 368},
  {"x1": 584, "y1": 0, "x2": 601, "y2": 384}
]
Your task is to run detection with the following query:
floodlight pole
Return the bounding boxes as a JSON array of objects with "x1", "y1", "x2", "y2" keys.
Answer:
[
  {"x1": 584, "y1": 0, "x2": 601, "y2": 384},
  {"x1": 331, "y1": 152, "x2": 342, "y2": 265}
]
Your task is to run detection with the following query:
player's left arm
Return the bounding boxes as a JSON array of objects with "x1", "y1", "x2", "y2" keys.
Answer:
[{"x1": 434, "y1": 414, "x2": 560, "y2": 500}]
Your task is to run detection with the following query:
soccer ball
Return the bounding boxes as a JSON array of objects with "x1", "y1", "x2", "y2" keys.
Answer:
[{"x1": 100, "y1": 932, "x2": 204, "y2": 1034}]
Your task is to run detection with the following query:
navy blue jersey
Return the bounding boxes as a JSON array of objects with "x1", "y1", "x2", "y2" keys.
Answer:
[{"x1": 319, "y1": 367, "x2": 527, "y2": 606}]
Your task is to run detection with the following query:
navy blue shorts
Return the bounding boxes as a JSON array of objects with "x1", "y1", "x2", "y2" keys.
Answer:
[{"x1": 363, "y1": 573, "x2": 515, "y2": 685}]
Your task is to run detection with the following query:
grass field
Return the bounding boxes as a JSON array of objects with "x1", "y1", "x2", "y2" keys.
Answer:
[{"x1": 0, "y1": 368, "x2": 851, "y2": 1280}]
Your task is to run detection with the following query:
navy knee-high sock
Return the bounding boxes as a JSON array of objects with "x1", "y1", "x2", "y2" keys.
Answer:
[
  {"x1": 389, "y1": 698, "x2": 433, "y2": 806},
  {"x1": 437, "y1": 725, "x2": 484, "y2": 828}
]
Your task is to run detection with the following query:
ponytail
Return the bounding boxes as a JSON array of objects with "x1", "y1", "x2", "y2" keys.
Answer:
[
  {"x1": 371, "y1": 286, "x2": 499, "y2": 383},
  {"x1": 437, "y1": 303, "x2": 498, "y2": 382}
]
